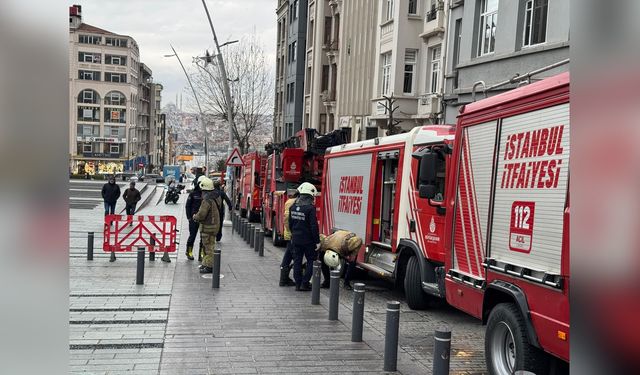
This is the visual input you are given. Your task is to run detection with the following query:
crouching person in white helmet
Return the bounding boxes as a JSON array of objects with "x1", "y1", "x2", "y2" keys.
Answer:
[
  {"x1": 192, "y1": 177, "x2": 222, "y2": 274},
  {"x1": 289, "y1": 182, "x2": 321, "y2": 291},
  {"x1": 320, "y1": 230, "x2": 363, "y2": 290}
]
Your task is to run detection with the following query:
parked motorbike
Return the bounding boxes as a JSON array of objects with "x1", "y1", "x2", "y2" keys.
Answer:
[{"x1": 164, "y1": 184, "x2": 184, "y2": 204}]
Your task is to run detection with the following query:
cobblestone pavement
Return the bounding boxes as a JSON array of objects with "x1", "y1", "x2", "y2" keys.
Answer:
[{"x1": 69, "y1": 182, "x2": 487, "y2": 374}]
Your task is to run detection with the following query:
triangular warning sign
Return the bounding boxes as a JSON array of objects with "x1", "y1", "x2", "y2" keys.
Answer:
[{"x1": 225, "y1": 148, "x2": 244, "y2": 166}]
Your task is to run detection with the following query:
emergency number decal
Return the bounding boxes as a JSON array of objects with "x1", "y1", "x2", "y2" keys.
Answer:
[{"x1": 509, "y1": 201, "x2": 535, "y2": 253}]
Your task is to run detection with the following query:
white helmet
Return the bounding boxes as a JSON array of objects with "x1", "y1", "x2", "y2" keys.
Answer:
[
  {"x1": 199, "y1": 176, "x2": 214, "y2": 191},
  {"x1": 324, "y1": 250, "x2": 340, "y2": 268},
  {"x1": 297, "y1": 182, "x2": 319, "y2": 196}
]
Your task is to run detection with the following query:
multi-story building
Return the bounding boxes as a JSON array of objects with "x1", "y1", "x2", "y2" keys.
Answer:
[
  {"x1": 274, "y1": 0, "x2": 308, "y2": 142},
  {"x1": 150, "y1": 83, "x2": 165, "y2": 170},
  {"x1": 69, "y1": 4, "x2": 163, "y2": 175},
  {"x1": 443, "y1": 0, "x2": 569, "y2": 123}
]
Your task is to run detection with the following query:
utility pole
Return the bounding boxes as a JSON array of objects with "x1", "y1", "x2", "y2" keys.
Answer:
[{"x1": 201, "y1": 0, "x2": 236, "y2": 219}]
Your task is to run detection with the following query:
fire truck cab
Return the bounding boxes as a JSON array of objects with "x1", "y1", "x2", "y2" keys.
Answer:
[{"x1": 239, "y1": 151, "x2": 266, "y2": 222}]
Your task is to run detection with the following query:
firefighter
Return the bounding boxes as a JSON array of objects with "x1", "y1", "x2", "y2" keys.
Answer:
[
  {"x1": 289, "y1": 182, "x2": 321, "y2": 291},
  {"x1": 319, "y1": 230, "x2": 363, "y2": 290},
  {"x1": 192, "y1": 177, "x2": 222, "y2": 273},
  {"x1": 279, "y1": 189, "x2": 299, "y2": 287},
  {"x1": 213, "y1": 179, "x2": 233, "y2": 242},
  {"x1": 184, "y1": 177, "x2": 204, "y2": 261}
]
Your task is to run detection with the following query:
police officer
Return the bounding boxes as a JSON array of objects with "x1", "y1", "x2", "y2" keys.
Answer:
[
  {"x1": 289, "y1": 182, "x2": 320, "y2": 291},
  {"x1": 192, "y1": 177, "x2": 222, "y2": 273},
  {"x1": 279, "y1": 189, "x2": 299, "y2": 287}
]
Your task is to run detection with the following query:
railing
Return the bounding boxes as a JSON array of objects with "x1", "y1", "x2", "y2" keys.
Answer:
[{"x1": 426, "y1": 8, "x2": 437, "y2": 22}]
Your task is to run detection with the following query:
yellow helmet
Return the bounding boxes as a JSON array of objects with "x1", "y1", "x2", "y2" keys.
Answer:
[
  {"x1": 199, "y1": 176, "x2": 214, "y2": 191},
  {"x1": 323, "y1": 250, "x2": 340, "y2": 268}
]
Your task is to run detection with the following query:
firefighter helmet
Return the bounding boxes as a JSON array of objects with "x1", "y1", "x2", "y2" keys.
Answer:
[
  {"x1": 199, "y1": 177, "x2": 214, "y2": 191},
  {"x1": 297, "y1": 182, "x2": 318, "y2": 196},
  {"x1": 324, "y1": 250, "x2": 340, "y2": 268}
]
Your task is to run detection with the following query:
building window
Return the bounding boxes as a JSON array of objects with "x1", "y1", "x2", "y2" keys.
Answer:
[
  {"x1": 79, "y1": 35, "x2": 101, "y2": 44},
  {"x1": 77, "y1": 106, "x2": 100, "y2": 122},
  {"x1": 78, "y1": 52, "x2": 101, "y2": 63},
  {"x1": 104, "y1": 107, "x2": 126, "y2": 123},
  {"x1": 523, "y1": 0, "x2": 548, "y2": 47},
  {"x1": 82, "y1": 143, "x2": 93, "y2": 153},
  {"x1": 324, "y1": 17, "x2": 332, "y2": 45},
  {"x1": 408, "y1": 0, "x2": 417, "y2": 15},
  {"x1": 403, "y1": 49, "x2": 417, "y2": 94},
  {"x1": 381, "y1": 52, "x2": 392, "y2": 95},
  {"x1": 105, "y1": 37, "x2": 128, "y2": 47},
  {"x1": 293, "y1": 0, "x2": 298, "y2": 20},
  {"x1": 105, "y1": 54, "x2": 127, "y2": 66},
  {"x1": 321, "y1": 65, "x2": 330, "y2": 91},
  {"x1": 77, "y1": 89, "x2": 100, "y2": 104},
  {"x1": 104, "y1": 91, "x2": 126, "y2": 106},
  {"x1": 429, "y1": 46, "x2": 441, "y2": 93},
  {"x1": 77, "y1": 124, "x2": 100, "y2": 137},
  {"x1": 105, "y1": 126, "x2": 124, "y2": 137},
  {"x1": 291, "y1": 41, "x2": 297, "y2": 62},
  {"x1": 109, "y1": 144, "x2": 120, "y2": 154},
  {"x1": 289, "y1": 83, "x2": 295, "y2": 102},
  {"x1": 105, "y1": 73, "x2": 127, "y2": 83},
  {"x1": 78, "y1": 70, "x2": 100, "y2": 81},
  {"x1": 478, "y1": 0, "x2": 499, "y2": 56},
  {"x1": 385, "y1": 0, "x2": 395, "y2": 21}
]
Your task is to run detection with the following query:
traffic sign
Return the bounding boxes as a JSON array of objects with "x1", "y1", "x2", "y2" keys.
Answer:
[{"x1": 225, "y1": 148, "x2": 244, "y2": 166}]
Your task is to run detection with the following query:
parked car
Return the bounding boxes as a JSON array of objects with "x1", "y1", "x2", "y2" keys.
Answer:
[
  {"x1": 139, "y1": 174, "x2": 164, "y2": 183},
  {"x1": 115, "y1": 172, "x2": 137, "y2": 181}
]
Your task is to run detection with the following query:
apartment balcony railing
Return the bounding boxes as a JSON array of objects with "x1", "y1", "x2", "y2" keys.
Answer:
[{"x1": 321, "y1": 90, "x2": 335, "y2": 102}]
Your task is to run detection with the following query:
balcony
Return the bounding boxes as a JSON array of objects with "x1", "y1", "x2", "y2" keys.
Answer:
[
  {"x1": 417, "y1": 94, "x2": 441, "y2": 116},
  {"x1": 323, "y1": 40, "x2": 339, "y2": 64},
  {"x1": 420, "y1": 4, "x2": 445, "y2": 40},
  {"x1": 321, "y1": 90, "x2": 335, "y2": 103},
  {"x1": 380, "y1": 20, "x2": 394, "y2": 39}
]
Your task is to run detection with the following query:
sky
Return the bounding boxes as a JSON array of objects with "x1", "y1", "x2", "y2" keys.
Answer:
[{"x1": 70, "y1": 0, "x2": 278, "y2": 108}]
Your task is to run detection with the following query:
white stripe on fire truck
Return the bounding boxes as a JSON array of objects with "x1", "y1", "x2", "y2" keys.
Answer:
[
  {"x1": 456, "y1": 189, "x2": 473, "y2": 274},
  {"x1": 462, "y1": 134, "x2": 485, "y2": 277},
  {"x1": 408, "y1": 169, "x2": 427, "y2": 255}
]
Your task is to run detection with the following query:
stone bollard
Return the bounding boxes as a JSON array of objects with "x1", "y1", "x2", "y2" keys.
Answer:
[
  {"x1": 329, "y1": 270, "x2": 341, "y2": 321},
  {"x1": 258, "y1": 230, "x2": 265, "y2": 257},
  {"x1": 433, "y1": 327, "x2": 451, "y2": 375},
  {"x1": 351, "y1": 283, "x2": 366, "y2": 342},
  {"x1": 212, "y1": 249, "x2": 221, "y2": 289},
  {"x1": 136, "y1": 247, "x2": 145, "y2": 285},
  {"x1": 149, "y1": 236, "x2": 155, "y2": 261},
  {"x1": 311, "y1": 261, "x2": 321, "y2": 305},
  {"x1": 383, "y1": 301, "x2": 401, "y2": 372},
  {"x1": 87, "y1": 232, "x2": 94, "y2": 261}
]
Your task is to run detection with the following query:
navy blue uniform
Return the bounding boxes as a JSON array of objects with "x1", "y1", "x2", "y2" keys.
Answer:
[
  {"x1": 185, "y1": 189, "x2": 203, "y2": 249},
  {"x1": 289, "y1": 195, "x2": 320, "y2": 287}
]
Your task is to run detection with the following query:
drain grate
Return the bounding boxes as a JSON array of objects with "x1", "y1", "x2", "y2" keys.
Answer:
[
  {"x1": 70, "y1": 342, "x2": 164, "y2": 350},
  {"x1": 70, "y1": 319, "x2": 168, "y2": 325},
  {"x1": 70, "y1": 293, "x2": 171, "y2": 297},
  {"x1": 69, "y1": 308, "x2": 169, "y2": 312}
]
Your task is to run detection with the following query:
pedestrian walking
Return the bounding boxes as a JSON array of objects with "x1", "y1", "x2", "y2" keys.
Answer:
[
  {"x1": 122, "y1": 181, "x2": 141, "y2": 226},
  {"x1": 279, "y1": 189, "x2": 298, "y2": 287},
  {"x1": 213, "y1": 180, "x2": 233, "y2": 242},
  {"x1": 192, "y1": 177, "x2": 222, "y2": 274},
  {"x1": 101, "y1": 175, "x2": 121, "y2": 217},
  {"x1": 185, "y1": 178, "x2": 204, "y2": 261},
  {"x1": 289, "y1": 182, "x2": 321, "y2": 291}
]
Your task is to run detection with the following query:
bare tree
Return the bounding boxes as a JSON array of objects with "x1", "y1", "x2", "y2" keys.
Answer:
[
  {"x1": 190, "y1": 35, "x2": 273, "y2": 154},
  {"x1": 380, "y1": 94, "x2": 402, "y2": 136}
]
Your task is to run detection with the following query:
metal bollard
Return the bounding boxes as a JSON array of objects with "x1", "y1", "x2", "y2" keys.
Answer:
[
  {"x1": 258, "y1": 230, "x2": 264, "y2": 257},
  {"x1": 433, "y1": 327, "x2": 451, "y2": 375},
  {"x1": 136, "y1": 247, "x2": 145, "y2": 285},
  {"x1": 212, "y1": 249, "x2": 221, "y2": 289},
  {"x1": 109, "y1": 250, "x2": 116, "y2": 262},
  {"x1": 249, "y1": 224, "x2": 255, "y2": 246},
  {"x1": 149, "y1": 236, "x2": 155, "y2": 261},
  {"x1": 329, "y1": 269, "x2": 340, "y2": 320},
  {"x1": 253, "y1": 228, "x2": 260, "y2": 252},
  {"x1": 352, "y1": 283, "x2": 366, "y2": 342},
  {"x1": 231, "y1": 214, "x2": 235, "y2": 233},
  {"x1": 383, "y1": 301, "x2": 401, "y2": 372},
  {"x1": 87, "y1": 232, "x2": 94, "y2": 261},
  {"x1": 241, "y1": 220, "x2": 247, "y2": 241},
  {"x1": 311, "y1": 260, "x2": 321, "y2": 305}
]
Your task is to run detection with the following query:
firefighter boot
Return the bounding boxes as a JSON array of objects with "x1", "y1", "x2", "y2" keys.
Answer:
[
  {"x1": 279, "y1": 266, "x2": 295, "y2": 287},
  {"x1": 198, "y1": 244, "x2": 204, "y2": 262},
  {"x1": 185, "y1": 246, "x2": 194, "y2": 261}
]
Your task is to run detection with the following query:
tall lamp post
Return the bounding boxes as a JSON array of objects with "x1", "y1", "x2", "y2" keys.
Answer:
[
  {"x1": 201, "y1": 0, "x2": 236, "y2": 219},
  {"x1": 164, "y1": 45, "x2": 210, "y2": 173}
]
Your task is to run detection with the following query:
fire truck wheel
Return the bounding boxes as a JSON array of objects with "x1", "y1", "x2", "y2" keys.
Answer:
[
  {"x1": 271, "y1": 216, "x2": 284, "y2": 246},
  {"x1": 261, "y1": 213, "x2": 271, "y2": 236},
  {"x1": 485, "y1": 303, "x2": 549, "y2": 375},
  {"x1": 404, "y1": 256, "x2": 429, "y2": 310}
]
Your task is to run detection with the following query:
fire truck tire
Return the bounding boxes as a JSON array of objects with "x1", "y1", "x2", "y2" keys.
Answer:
[
  {"x1": 485, "y1": 303, "x2": 549, "y2": 375},
  {"x1": 272, "y1": 215, "x2": 284, "y2": 246},
  {"x1": 404, "y1": 256, "x2": 429, "y2": 310},
  {"x1": 261, "y1": 213, "x2": 272, "y2": 236}
]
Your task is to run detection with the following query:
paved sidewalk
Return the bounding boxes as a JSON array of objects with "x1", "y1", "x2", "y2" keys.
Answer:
[{"x1": 69, "y1": 189, "x2": 487, "y2": 374}]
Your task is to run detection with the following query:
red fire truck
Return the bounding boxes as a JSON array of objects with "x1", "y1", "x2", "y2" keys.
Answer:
[
  {"x1": 321, "y1": 72, "x2": 570, "y2": 374},
  {"x1": 239, "y1": 151, "x2": 266, "y2": 222},
  {"x1": 262, "y1": 128, "x2": 350, "y2": 245}
]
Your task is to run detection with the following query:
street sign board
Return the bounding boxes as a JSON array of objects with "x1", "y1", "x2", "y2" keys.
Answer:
[{"x1": 225, "y1": 148, "x2": 244, "y2": 166}]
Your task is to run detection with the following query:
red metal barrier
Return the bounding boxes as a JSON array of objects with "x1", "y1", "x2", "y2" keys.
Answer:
[{"x1": 103, "y1": 215, "x2": 177, "y2": 252}]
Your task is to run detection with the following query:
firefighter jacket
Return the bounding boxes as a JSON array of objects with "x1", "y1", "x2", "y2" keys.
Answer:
[
  {"x1": 122, "y1": 188, "x2": 141, "y2": 206},
  {"x1": 283, "y1": 197, "x2": 297, "y2": 241},
  {"x1": 193, "y1": 191, "x2": 222, "y2": 235},
  {"x1": 289, "y1": 195, "x2": 320, "y2": 246},
  {"x1": 185, "y1": 190, "x2": 203, "y2": 219}
]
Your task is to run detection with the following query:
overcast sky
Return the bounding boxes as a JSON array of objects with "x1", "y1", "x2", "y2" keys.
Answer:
[{"x1": 71, "y1": 0, "x2": 277, "y2": 108}]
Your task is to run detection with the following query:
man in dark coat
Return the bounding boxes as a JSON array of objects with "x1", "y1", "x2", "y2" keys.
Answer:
[
  {"x1": 213, "y1": 180, "x2": 233, "y2": 242},
  {"x1": 289, "y1": 182, "x2": 321, "y2": 291},
  {"x1": 122, "y1": 181, "x2": 141, "y2": 226},
  {"x1": 185, "y1": 179, "x2": 204, "y2": 261},
  {"x1": 101, "y1": 176, "x2": 121, "y2": 216}
]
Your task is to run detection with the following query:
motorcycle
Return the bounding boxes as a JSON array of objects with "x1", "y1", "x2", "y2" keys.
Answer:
[{"x1": 164, "y1": 184, "x2": 184, "y2": 204}]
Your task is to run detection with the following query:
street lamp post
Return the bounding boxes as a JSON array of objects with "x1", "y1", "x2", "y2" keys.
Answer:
[
  {"x1": 201, "y1": 0, "x2": 236, "y2": 219},
  {"x1": 164, "y1": 46, "x2": 210, "y2": 173}
]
